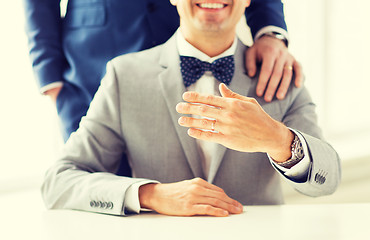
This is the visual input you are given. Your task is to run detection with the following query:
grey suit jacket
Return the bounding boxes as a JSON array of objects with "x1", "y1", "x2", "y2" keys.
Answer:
[{"x1": 42, "y1": 34, "x2": 341, "y2": 216}]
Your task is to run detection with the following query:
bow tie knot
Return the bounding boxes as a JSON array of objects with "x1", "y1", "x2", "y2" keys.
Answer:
[{"x1": 180, "y1": 56, "x2": 235, "y2": 87}]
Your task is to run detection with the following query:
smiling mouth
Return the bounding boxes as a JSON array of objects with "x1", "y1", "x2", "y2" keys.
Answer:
[{"x1": 196, "y1": 3, "x2": 228, "y2": 9}]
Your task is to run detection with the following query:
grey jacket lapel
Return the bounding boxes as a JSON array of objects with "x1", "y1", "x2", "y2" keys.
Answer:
[
  {"x1": 157, "y1": 35, "x2": 205, "y2": 179},
  {"x1": 208, "y1": 40, "x2": 252, "y2": 183},
  {"x1": 228, "y1": 39, "x2": 251, "y2": 97}
]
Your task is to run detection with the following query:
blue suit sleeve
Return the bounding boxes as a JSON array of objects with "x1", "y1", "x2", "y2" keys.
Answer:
[
  {"x1": 22, "y1": 0, "x2": 66, "y2": 90},
  {"x1": 245, "y1": 0, "x2": 287, "y2": 39}
]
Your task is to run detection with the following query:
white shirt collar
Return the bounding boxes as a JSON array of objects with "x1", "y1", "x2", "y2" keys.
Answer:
[{"x1": 176, "y1": 29, "x2": 237, "y2": 63}]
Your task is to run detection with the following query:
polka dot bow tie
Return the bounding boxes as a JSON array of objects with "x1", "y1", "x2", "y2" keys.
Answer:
[{"x1": 180, "y1": 56, "x2": 235, "y2": 87}]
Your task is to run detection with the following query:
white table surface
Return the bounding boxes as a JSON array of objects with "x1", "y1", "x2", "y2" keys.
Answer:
[{"x1": 1, "y1": 189, "x2": 369, "y2": 240}]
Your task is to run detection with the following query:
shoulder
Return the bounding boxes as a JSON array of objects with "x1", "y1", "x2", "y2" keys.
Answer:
[
  {"x1": 102, "y1": 43, "x2": 170, "y2": 91},
  {"x1": 110, "y1": 45, "x2": 164, "y2": 72}
]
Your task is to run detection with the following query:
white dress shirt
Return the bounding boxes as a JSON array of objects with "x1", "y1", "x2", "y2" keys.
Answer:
[{"x1": 124, "y1": 29, "x2": 309, "y2": 214}]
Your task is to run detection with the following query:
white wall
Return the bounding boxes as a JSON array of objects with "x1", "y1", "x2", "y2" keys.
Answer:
[
  {"x1": 0, "y1": 1, "x2": 62, "y2": 192},
  {"x1": 284, "y1": 0, "x2": 370, "y2": 160},
  {"x1": 282, "y1": 0, "x2": 370, "y2": 203}
]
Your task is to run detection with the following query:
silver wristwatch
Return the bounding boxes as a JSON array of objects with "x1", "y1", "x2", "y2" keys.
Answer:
[
  {"x1": 260, "y1": 31, "x2": 288, "y2": 47},
  {"x1": 277, "y1": 134, "x2": 305, "y2": 169}
]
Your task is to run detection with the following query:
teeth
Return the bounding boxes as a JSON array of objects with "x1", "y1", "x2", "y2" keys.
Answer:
[{"x1": 199, "y1": 3, "x2": 224, "y2": 9}]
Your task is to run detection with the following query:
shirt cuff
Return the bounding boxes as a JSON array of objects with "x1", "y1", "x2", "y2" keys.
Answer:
[
  {"x1": 269, "y1": 129, "x2": 310, "y2": 179},
  {"x1": 40, "y1": 81, "x2": 64, "y2": 95},
  {"x1": 254, "y1": 26, "x2": 289, "y2": 44},
  {"x1": 124, "y1": 180, "x2": 159, "y2": 214}
]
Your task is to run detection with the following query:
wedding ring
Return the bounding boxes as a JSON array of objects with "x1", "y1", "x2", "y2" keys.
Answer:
[
  {"x1": 211, "y1": 120, "x2": 216, "y2": 131},
  {"x1": 284, "y1": 65, "x2": 293, "y2": 71}
]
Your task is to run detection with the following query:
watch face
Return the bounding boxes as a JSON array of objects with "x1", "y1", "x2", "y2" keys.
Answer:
[{"x1": 293, "y1": 140, "x2": 305, "y2": 160}]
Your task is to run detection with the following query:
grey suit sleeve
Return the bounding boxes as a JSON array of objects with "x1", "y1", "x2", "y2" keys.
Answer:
[
  {"x1": 41, "y1": 61, "x2": 153, "y2": 215},
  {"x1": 275, "y1": 87, "x2": 341, "y2": 197}
]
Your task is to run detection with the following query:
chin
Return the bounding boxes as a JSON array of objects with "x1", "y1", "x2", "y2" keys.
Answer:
[{"x1": 195, "y1": 18, "x2": 226, "y2": 32}]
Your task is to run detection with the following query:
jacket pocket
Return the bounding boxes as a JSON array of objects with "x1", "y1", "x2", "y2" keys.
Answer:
[{"x1": 64, "y1": 0, "x2": 106, "y2": 28}]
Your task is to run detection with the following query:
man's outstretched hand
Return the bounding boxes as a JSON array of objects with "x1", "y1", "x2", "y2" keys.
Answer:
[{"x1": 176, "y1": 84, "x2": 294, "y2": 162}]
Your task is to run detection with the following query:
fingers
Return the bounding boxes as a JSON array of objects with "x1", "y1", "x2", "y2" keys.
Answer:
[
  {"x1": 177, "y1": 85, "x2": 252, "y2": 139},
  {"x1": 245, "y1": 47, "x2": 257, "y2": 77},
  {"x1": 176, "y1": 102, "x2": 221, "y2": 119},
  {"x1": 197, "y1": 197, "x2": 243, "y2": 214},
  {"x1": 191, "y1": 204, "x2": 229, "y2": 217},
  {"x1": 178, "y1": 116, "x2": 219, "y2": 132},
  {"x1": 219, "y1": 83, "x2": 235, "y2": 98},
  {"x1": 219, "y1": 83, "x2": 249, "y2": 101},
  {"x1": 178, "y1": 117, "x2": 225, "y2": 141},
  {"x1": 269, "y1": 60, "x2": 303, "y2": 101},
  {"x1": 188, "y1": 178, "x2": 243, "y2": 216},
  {"x1": 248, "y1": 36, "x2": 303, "y2": 101},
  {"x1": 191, "y1": 197, "x2": 242, "y2": 217},
  {"x1": 275, "y1": 63, "x2": 294, "y2": 100},
  {"x1": 293, "y1": 61, "x2": 304, "y2": 88},
  {"x1": 264, "y1": 55, "x2": 286, "y2": 102},
  {"x1": 180, "y1": 85, "x2": 250, "y2": 110},
  {"x1": 182, "y1": 91, "x2": 225, "y2": 108},
  {"x1": 150, "y1": 178, "x2": 243, "y2": 217},
  {"x1": 188, "y1": 178, "x2": 241, "y2": 208},
  {"x1": 197, "y1": 188, "x2": 242, "y2": 211},
  {"x1": 256, "y1": 56, "x2": 275, "y2": 97},
  {"x1": 187, "y1": 128, "x2": 224, "y2": 143}
]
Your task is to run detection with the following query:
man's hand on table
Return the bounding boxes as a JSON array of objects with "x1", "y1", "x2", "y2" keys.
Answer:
[{"x1": 139, "y1": 177, "x2": 243, "y2": 217}]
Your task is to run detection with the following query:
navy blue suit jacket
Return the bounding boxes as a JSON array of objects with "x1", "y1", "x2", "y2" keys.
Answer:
[{"x1": 23, "y1": 0, "x2": 287, "y2": 140}]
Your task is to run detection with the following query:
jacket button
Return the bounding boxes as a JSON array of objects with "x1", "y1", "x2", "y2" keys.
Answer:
[
  {"x1": 107, "y1": 202, "x2": 113, "y2": 209},
  {"x1": 90, "y1": 201, "x2": 96, "y2": 208},
  {"x1": 321, "y1": 175, "x2": 326, "y2": 184},
  {"x1": 314, "y1": 172, "x2": 326, "y2": 184}
]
